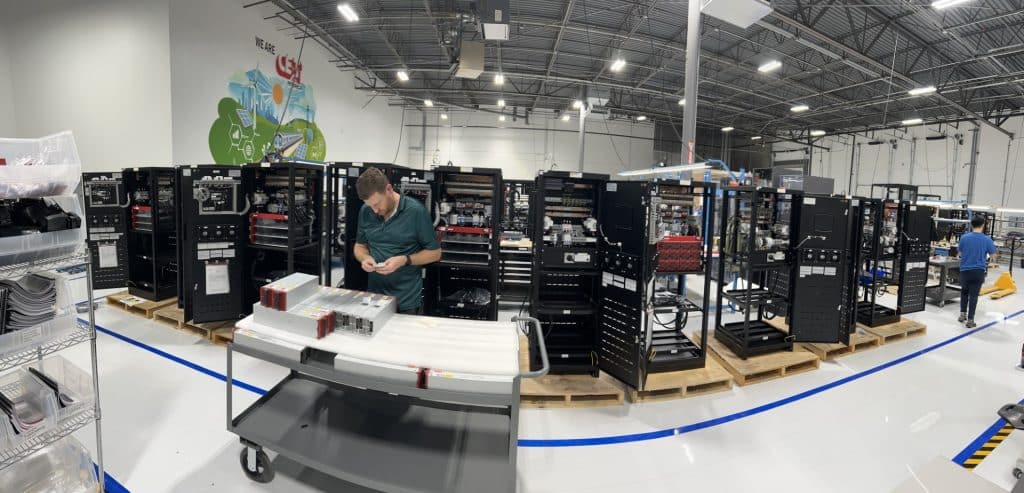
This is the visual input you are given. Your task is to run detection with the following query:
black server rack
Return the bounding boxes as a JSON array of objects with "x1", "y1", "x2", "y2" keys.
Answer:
[
  {"x1": 243, "y1": 162, "x2": 325, "y2": 306},
  {"x1": 82, "y1": 172, "x2": 128, "y2": 289},
  {"x1": 426, "y1": 167, "x2": 501, "y2": 320},
  {"x1": 175, "y1": 165, "x2": 250, "y2": 323},
  {"x1": 897, "y1": 204, "x2": 935, "y2": 316},
  {"x1": 597, "y1": 180, "x2": 716, "y2": 390},
  {"x1": 336, "y1": 163, "x2": 435, "y2": 292},
  {"x1": 529, "y1": 171, "x2": 606, "y2": 375},
  {"x1": 854, "y1": 197, "x2": 902, "y2": 326},
  {"x1": 498, "y1": 180, "x2": 534, "y2": 312},
  {"x1": 124, "y1": 167, "x2": 177, "y2": 301}
]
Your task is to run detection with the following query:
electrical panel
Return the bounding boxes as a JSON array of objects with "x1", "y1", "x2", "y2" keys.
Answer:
[
  {"x1": 176, "y1": 166, "x2": 249, "y2": 324},
  {"x1": 530, "y1": 171, "x2": 606, "y2": 375},
  {"x1": 897, "y1": 204, "x2": 935, "y2": 315},
  {"x1": 244, "y1": 162, "x2": 325, "y2": 307},
  {"x1": 123, "y1": 168, "x2": 177, "y2": 301},
  {"x1": 82, "y1": 172, "x2": 128, "y2": 289},
  {"x1": 426, "y1": 167, "x2": 501, "y2": 321},
  {"x1": 498, "y1": 180, "x2": 534, "y2": 311},
  {"x1": 338, "y1": 164, "x2": 434, "y2": 292}
]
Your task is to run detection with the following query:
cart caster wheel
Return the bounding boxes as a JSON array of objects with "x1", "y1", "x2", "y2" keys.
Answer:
[
  {"x1": 1014, "y1": 467, "x2": 1022, "y2": 480},
  {"x1": 939, "y1": 301, "x2": 945, "y2": 308},
  {"x1": 240, "y1": 448, "x2": 274, "y2": 483}
]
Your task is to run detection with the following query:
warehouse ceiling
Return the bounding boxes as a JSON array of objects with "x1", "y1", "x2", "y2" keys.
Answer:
[{"x1": 250, "y1": 0, "x2": 1024, "y2": 141}]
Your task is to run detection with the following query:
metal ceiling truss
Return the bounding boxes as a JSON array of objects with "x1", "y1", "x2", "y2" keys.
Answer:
[{"x1": 250, "y1": 0, "x2": 1024, "y2": 140}]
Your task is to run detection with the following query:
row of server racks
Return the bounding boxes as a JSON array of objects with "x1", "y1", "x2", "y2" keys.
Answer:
[
  {"x1": 714, "y1": 184, "x2": 934, "y2": 360},
  {"x1": 83, "y1": 163, "x2": 325, "y2": 324}
]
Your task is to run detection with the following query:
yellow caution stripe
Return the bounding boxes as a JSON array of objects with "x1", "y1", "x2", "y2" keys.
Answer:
[{"x1": 962, "y1": 424, "x2": 1014, "y2": 470}]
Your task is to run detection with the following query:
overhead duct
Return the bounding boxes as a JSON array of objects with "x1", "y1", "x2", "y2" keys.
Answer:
[
  {"x1": 701, "y1": 0, "x2": 772, "y2": 29},
  {"x1": 476, "y1": 0, "x2": 510, "y2": 41},
  {"x1": 455, "y1": 38, "x2": 485, "y2": 79}
]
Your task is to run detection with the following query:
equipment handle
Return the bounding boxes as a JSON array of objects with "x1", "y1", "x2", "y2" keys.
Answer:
[{"x1": 513, "y1": 316, "x2": 549, "y2": 379}]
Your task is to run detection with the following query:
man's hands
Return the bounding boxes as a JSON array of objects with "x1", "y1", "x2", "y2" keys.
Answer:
[
  {"x1": 360, "y1": 257, "x2": 378, "y2": 273},
  {"x1": 374, "y1": 256, "x2": 409, "y2": 275}
]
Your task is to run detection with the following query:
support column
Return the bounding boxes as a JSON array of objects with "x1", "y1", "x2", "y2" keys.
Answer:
[
  {"x1": 966, "y1": 126, "x2": 981, "y2": 204},
  {"x1": 577, "y1": 104, "x2": 589, "y2": 172},
  {"x1": 680, "y1": 0, "x2": 701, "y2": 164}
]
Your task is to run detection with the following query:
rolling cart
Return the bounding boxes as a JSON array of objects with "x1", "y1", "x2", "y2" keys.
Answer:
[
  {"x1": 926, "y1": 256, "x2": 961, "y2": 307},
  {"x1": 226, "y1": 316, "x2": 549, "y2": 492}
]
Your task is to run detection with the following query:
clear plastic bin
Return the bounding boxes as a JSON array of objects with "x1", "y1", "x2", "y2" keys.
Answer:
[
  {"x1": 0, "y1": 436, "x2": 98, "y2": 493},
  {"x1": 0, "y1": 131, "x2": 82, "y2": 200},
  {"x1": 0, "y1": 195, "x2": 86, "y2": 265},
  {"x1": 23, "y1": 355, "x2": 94, "y2": 421},
  {"x1": 0, "y1": 312, "x2": 79, "y2": 362},
  {"x1": 0, "y1": 369, "x2": 59, "y2": 441}
]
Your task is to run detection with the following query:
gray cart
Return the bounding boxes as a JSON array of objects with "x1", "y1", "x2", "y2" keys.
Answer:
[
  {"x1": 926, "y1": 257, "x2": 961, "y2": 307},
  {"x1": 226, "y1": 316, "x2": 548, "y2": 493}
]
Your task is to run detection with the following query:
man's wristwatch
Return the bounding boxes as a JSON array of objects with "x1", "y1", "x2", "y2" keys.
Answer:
[{"x1": 406, "y1": 254, "x2": 413, "y2": 266}]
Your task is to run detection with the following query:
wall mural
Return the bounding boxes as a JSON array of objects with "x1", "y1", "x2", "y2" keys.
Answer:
[{"x1": 208, "y1": 39, "x2": 326, "y2": 164}]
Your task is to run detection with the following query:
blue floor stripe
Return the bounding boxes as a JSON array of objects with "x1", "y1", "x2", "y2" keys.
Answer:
[
  {"x1": 94, "y1": 464, "x2": 130, "y2": 493},
  {"x1": 952, "y1": 397, "x2": 1024, "y2": 465},
  {"x1": 88, "y1": 309, "x2": 1024, "y2": 450}
]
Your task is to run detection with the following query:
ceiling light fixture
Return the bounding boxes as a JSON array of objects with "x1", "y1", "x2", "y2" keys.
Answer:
[
  {"x1": 636, "y1": 115, "x2": 647, "y2": 121},
  {"x1": 932, "y1": 0, "x2": 971, "y2": 9},
  {"x1": 441, "y1": 113, "x2": 448, "y2": 120},
  {"x1": 997, "y1": 208, "x2": 1024, "y2": 214},
  {"x1": 396, "y1": 70, "x2": 410, "y2": 82},
  {"x1": 901, "y1": 118, "x2": 924, "y2": 126},
  {"x1": 810, "y1": 130, "x2": 826, "y2": 137},
  {"x1": 751, "y1": 136, "x2": 763, "y2": 141},
  {"x1": 423, "y1": 99, "x2": 433, "y2": 107},
  {"x1": 610, "y1": 58, "x2": 627, "y2": 72},
  {"x1": 572, "y1": 100, "x2": 583, "y2": 109},
  {"x1": 498, "y1": 115, "x2": 506, "y2": 122},
  {"x1": 758, "y1": 60, "x2": 782, "y2": 73},
  {"x1": 678, "y1": 99, "x2": 686, "y2": 106},
  {"x1": 497, "y1": 99, "x2": 506, "y2": 107},
  {"x1": 790, "y1": 104, "x2": 810, "y2": 113},
  {"x1": 908, "y1": 86, "x2": 936, "y2": 96},
  {"x1": 337, "y1": 3, "x2": 359, "y2": 22},
  {"x1": 561, "y1": 114, "x2": 571, "y2": 122},
  {"x1": 494, "y1": 73, "x2": 505, "y2": 85},
  {"x1": 721, "y1": 127, "x2": 734, "y2": 132},
  {"x1": 618, "y1": 163, "x2": 710, "y2": 177}
]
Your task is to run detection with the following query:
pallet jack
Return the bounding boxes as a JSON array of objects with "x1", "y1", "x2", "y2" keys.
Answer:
[{"x1": 981, "y1": 237, "x2": 1021, "y2": 300}]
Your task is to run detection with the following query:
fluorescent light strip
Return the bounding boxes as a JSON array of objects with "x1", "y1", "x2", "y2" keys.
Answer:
[
  {"x1": 561, "y1": 114, "x2": 570, "y2": 122},
  {"x1": 396, "y1": 70, "x2": 410, "y2": 81},
  {"x1": 636, "y1": 115, "x2": 647, "y2": 121},
  {"x1": 722, "y1": 127, "x2": 734, "y2": 132},
  {"x1": 810, "y1": 130, "x2": 826, "y2": 137},
  {"x1": 498, "y1": 115, "x2": 506, "y2": 122},
  {"x1": 751, "y1": 136, "x2": 763, "y2": 141},
  {"x1": 678, "y1": 99, "x2": 686, "y2": 106},
  {"x1": 423, "y1": 99, "x2": 433, "y2": 107},
  {"x1": 618, "y1": 163, "x2": 710, "y2": 177},
  {"x1": 908, "y1": 86, "x2": 936, "y2": 96},
  {"x1": 998, "y1": 208, "x2": 1024, "y2": 214},
  {"x1": 338, "y1": 3, "x2": 359, "y2": 22},
  {"x1": 440, "y1": 113, "x2": 448, "y2": 120},
  {"x1": 932, "y1": 0, "x2": 971, "y2": 9},
  {"x1": 572, "y1": 100, "x2": 583, "y2": 109},
  {"x1": 610, "y1": 59, "x2": 627, "y2": 72},
  {"x1": 902, "y1": 118, "x2": 923, "y2": 126},
  {"x1": 790, "y1": 104, "x2": 810, "y2": 113},
  {"x1": 494, "y1": 73, "x2": 504, "y2": 85},
  {"x1": 497, "y1": 99, "x2": 506, "y2": 107},
  {"x1": 758, "y1": 60, "x2": 782, "y2": 73},
  {"x1": 968, "y1": 204, "x2": 992, "y2": 210}
]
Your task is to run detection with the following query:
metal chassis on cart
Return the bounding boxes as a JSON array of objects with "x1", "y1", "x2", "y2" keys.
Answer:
[{"x1": 226, "y1": 316, "x2": 548, "y2": 493}]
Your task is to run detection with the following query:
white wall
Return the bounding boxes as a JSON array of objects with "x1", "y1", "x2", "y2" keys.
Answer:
[
  {"x1": 170, "y1": 0, "x2": 407, "y2": 165},
  {"x1": 1, "y1": 0, "x2": 174, "y2": 171},
  {"x1": 773, "y1": 116, "x2": 1024, "y2": 207},
  {"x1": 405, "y1": 111, "x2": 656, "y2": 179},
  {"x1": 0, "y1": 26, "x2": 15, "y2": 137}
]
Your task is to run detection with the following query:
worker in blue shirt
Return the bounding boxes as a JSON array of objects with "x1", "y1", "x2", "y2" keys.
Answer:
[{"x1": 958, "y1": 215, "x2": 997, "y2": 328}]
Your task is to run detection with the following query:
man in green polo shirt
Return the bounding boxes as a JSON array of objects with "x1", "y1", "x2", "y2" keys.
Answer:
[{"x1": 353, "y1": 167, "x2": 441, "y2": 314}]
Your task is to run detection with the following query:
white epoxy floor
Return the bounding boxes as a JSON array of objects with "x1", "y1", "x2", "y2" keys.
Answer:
[{"x1": 59, "y1": 280, "x2": 1024, "y2": 493}]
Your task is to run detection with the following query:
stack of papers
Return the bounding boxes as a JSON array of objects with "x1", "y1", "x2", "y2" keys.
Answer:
[{"x1": 0, "y1": 273, "x2": 60, "y2": 334}]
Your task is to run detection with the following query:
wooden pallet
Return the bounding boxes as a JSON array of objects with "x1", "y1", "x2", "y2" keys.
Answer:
[
  {"x1": 210, "y1": 327, "x2": 236, "y2": 346},
  {"x1": 520, "y1": 374, "x2": 625, "y2": 408},
  {"x1": 614, "y1": 358, "x2": 733, "y2": 403},
  {"x1": 517, "y1": 334, "x2": 624, "y2": 408},
  {"x1": 151, "y1": 306, "x2": 235, "y2": 341},
  {"x1": 859, "y1": 318, "x2": 927, "y2": 344},
  {"x1": 693, "y1": 331, "x2": 820, "y2": 386},
  {"x1": 105, "y1": 291, "x2": 176, "y2": 319},
  {"x1": 798, "y1": 330, "x2": 881, "y2": 360}
]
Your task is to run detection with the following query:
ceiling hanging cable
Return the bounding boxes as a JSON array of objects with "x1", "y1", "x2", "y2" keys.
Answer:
[{"x1": 880, "y1": 32, "x2": 900, "y2": 128}]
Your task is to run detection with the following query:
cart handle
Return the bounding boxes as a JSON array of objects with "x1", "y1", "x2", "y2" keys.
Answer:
[{"x1": 513, "y1": 316, "x2": 549, "y2": 379}]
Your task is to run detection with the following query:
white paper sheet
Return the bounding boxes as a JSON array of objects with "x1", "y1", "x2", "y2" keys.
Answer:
[
  {"x1": 98, "y1": 244, "x2": 118, "y2": 269},
  {"x1": 205, "y1": 263, "x2": 230, "y2": 295}
]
